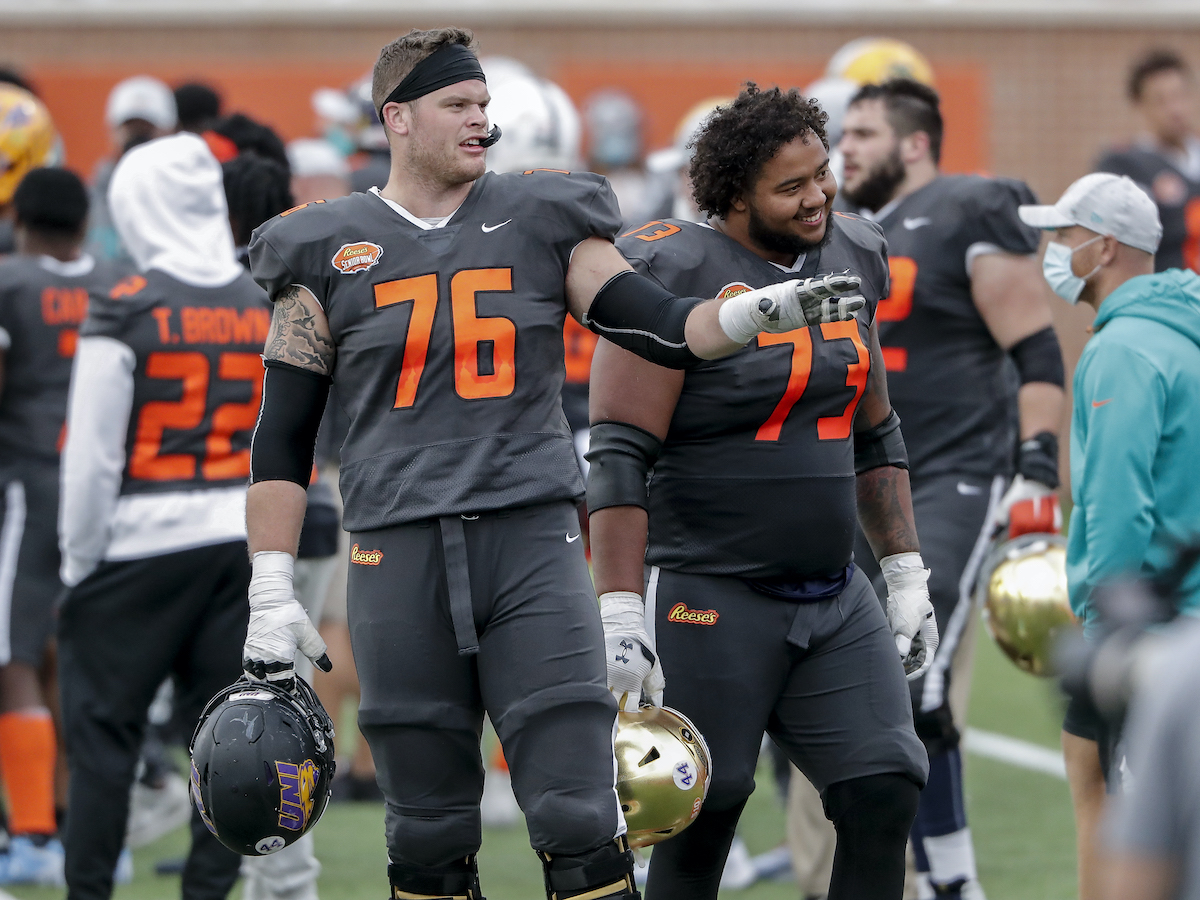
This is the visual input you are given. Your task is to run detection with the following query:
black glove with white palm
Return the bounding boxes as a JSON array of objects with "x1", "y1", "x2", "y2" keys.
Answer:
[
  {"x1": 718, "y1": 271, "x2": 864, "y2": 344},
  {"x1": 243, "y1": 551, "x2": 332, "y2": 689},
  {"x1": 880, "y1": 552, "x2": 939, "y2": 680},
  {"x1": 599, "y1": 591, "x2": 665, "y2": 712}
]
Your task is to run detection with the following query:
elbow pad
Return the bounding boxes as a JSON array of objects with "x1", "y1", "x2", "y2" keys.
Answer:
[
  {"x1": 585, "y1": 420, "x2": 663, "y2": 513},
  {"x1": 854, "y1": 410, "x2": 909, "y2": 475},
  {"x1": 249, "y1": 360, "x2": 332, "y2": 487},
  {"x1": 1009, "y1": 326, "x2": 1064, "y2": 387},
  {"x1": 582, "y1": 270, "x2": 704, "y2": 369}
]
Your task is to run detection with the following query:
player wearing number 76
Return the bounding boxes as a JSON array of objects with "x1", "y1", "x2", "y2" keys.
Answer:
[
  {"x1": 242, "y1": 28, "x2": 863, "y2": 900},
  {"x1": 588, "y1": 84, "x2": 931, "y2": 900},
  {"x1": 58, "y1": 133, "x2": 264, "y2": 900}
]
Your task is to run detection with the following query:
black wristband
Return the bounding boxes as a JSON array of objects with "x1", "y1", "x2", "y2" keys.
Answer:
[
  {"x1": 1016, "y1": 430, "x2": 1059, "y2": 489},
  {"x1": 854, "y1": 410, "x2": 909, "y2": 474}
]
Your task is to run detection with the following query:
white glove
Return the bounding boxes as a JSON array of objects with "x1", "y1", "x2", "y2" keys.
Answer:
[
  {"x1": 244, "y1": 551, "x2": 331, "y2": 686},
  {"x1": 599, "y1": 591, "x2": 665, "y2": 712},
  {"x1": 60, "y1": 555, "x2": 100, "y2": 588},
  {"x1": 718, "y1": 271, "x2": 864, "y2": 344},
  {"x1": 994, "y1": 474, "x2": 1061, "y2": 538},
  {"x1": 880, "y1": 552, "x2": 938, "y2": 681}
]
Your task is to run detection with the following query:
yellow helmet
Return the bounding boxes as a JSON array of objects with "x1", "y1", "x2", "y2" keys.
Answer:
[
  {"x1": 826, "y1": 38, "x2": 936, "y2": 87},
  {"x1": 615, "y1": 706, "x2": 711, "y2": 848},
  {"x1": 978, "y1": 533, "x2": 1077, "y2": 677},
  {"x1": 0, "y1": 85, "x2": 59, "y2": 206}
]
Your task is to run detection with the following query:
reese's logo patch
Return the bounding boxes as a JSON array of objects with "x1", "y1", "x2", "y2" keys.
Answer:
[
  {"x1": 331, "y1": 241, "x2": 383, "y2": 274},
  {"x1": 715, "y1": 282, "x2": 752, "y2": 300},
  {"x1": 276, "y1": 759, "x2": 319, "y2": 832},
  {"x1": 667, "y1": 603, "x2": 719, "y2": 626},
  {"x1": 350, "y1": 543, "x2": 383, "y2": 566}
]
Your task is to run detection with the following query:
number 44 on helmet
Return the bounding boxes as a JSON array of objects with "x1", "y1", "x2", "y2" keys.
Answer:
[
  {"x1": 189, "y1": 677, "x2": 336, "y2": 856},
  {"x1": 615, "y1": 706, "x2": 712, "y2": 848}
]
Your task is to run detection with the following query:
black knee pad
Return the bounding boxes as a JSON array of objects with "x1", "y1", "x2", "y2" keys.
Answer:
[
  {"x1": 824, "y1": 773, "x2": 921, "y2": 843},
  {"x1": 537, "y1": 836, "x2": 639, "y2": 900},
  {"x1": 388, "y1": 855, "x2": 483, "y2": 900}
]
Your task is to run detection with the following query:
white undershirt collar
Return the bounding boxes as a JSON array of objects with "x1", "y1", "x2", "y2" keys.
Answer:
[
  {"x1": 38, "y1": 253, "x2": 95, "y2": 277},
  {"x1": 369, "y1": 186, "x2": 457, "y2": 230}
]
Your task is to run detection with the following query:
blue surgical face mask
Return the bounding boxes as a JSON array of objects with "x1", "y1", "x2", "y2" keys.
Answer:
[{"x1": 1042, "y1": 236, "x2": 1103, "y2": 304}]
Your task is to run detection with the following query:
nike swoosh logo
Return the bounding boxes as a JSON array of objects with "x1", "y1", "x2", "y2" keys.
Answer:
[
  {"x1": 1092, "y1": 398, "x2": 1113, "y2": 408},
  {"x1": 481, "y1": 220, "x2": 512, "y2": 233},
  {"x1": 957, "y1": 482, "x2": 983, "y2": 496},
  {"x1": 566, "y1": 533, "x2": 581, "y2": 543},
  {"x1": 903, "y1": 217, "x2": 932, "y2": 230}
]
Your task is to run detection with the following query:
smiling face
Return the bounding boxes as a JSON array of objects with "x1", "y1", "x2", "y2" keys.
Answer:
[
  {"x1": 392, "y1": 79, "x2": 492, "y2": 188},
  {"x1": 737, "y1": 132, "x2": 835, "y2": 260}
]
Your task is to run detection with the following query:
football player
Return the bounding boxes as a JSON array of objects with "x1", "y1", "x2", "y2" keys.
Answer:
[
  {"x1": 243, "y1": 28, "x2": 862, "y2": 900},
  {"x1": 1095, "y1": 49, "x2": 1200, "y2": 274},
  {"x1": 837, "y1": 79, "x2": 1066, "y2": 899},
  {"x1": 0, "y1": 168, "x2": 126, "y2": 884},
  {"x1": 58, "y1": 133, "x2": 266, "y2": 900},
  {"x1": 588, "y1": 84, "x2": 931, "y2": 900}
]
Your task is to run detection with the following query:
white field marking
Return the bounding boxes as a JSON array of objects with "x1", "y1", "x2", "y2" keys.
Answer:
[
  {"x1": 0, "y1": 889, "x2": 19, "y2": 900},
  {"x1": 964, "y1": 727, "x2": 1066, "y2": 780}
]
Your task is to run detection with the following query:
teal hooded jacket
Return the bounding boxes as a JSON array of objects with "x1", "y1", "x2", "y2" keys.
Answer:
[{"x1": 1067, "y1": 268, "x2": 1200, "y2": 630}]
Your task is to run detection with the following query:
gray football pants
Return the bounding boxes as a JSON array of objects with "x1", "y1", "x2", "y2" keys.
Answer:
[{"x1": 347, "y1": 501, "x2": 623, "y2": 868}]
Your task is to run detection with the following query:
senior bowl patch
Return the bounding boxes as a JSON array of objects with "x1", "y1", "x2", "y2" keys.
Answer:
[
  {"x1": 331, "y1": 242, "x2": 383, "y2": 274},
  {"x1": 666, "y1": 603, "x2": 719, "y2": 625},
  {"x1": 715, "y1": 282, "x2": 752, "y2": 300}
]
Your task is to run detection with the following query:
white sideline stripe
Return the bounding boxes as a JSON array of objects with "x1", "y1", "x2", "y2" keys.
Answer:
[
  {"x1": 964, "y1": 727, "x2": 1066, "y2": 780},
  {"x1": 0, "y1": 889, "x2": 19, "y2": 900}
]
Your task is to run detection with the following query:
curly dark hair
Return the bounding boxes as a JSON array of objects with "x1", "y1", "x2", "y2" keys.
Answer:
[
  {"x1": 1128, "y1": 49, "x2": 1191, "y2": 101},
  {"x1": 689, "y1": 83, "x2": 828, "y2": 219}
]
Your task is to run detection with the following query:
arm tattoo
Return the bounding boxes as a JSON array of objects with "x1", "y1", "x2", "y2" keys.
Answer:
[
  {"x1": 856, "y1": 465, "x2": 920, "y2": 559},
  {"x1": 264, "y1": 285, "x2": 336, "y2": 376}
]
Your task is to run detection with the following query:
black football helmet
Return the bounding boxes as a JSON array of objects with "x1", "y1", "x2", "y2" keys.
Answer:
[{"x1": 189, "y1": 676, "x2": 336, "y2": 856}]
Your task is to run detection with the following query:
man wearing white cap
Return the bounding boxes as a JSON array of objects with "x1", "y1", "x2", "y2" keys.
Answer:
[
  {"x1": 1020, "y1": 171, "x2": 1200, "y2": 900},
  {"x1": 87, "y1": 76, "x2": 177, "y2": 266}
]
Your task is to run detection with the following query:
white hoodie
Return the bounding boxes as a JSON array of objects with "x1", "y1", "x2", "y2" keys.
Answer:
[{"x1": 60, "y1": 134, "x2": 249, "y2": 586}]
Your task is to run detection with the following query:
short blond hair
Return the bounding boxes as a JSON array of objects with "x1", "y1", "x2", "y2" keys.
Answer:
[{"x1": 371, "y1": 27, "x2": 479, "y2": 113}]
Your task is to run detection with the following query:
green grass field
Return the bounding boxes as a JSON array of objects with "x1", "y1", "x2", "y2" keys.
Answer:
[{"x1": 7, "y1": 620, "x2": 1078, "y2": 900}]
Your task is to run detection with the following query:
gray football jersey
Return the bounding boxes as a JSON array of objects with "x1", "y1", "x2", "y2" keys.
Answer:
[
  {"x1": 1095, "y1": 145, "x2": 1200, "y2": 273},
  {"x1": 249, "y1": 171, "x2": 623, "y2": 530},
  {"x1": 846, "y1": 175, "x2": 1041, "y2": 480},
  {"x1": 616, "y1": 214, "x2": 888, "y2": 579},
  {"x1": 0, "y1": 255, "x2": 127, "y2": 463},
  {"x1": 81, "y1": 269, "x2": 271, "y2": 496}
]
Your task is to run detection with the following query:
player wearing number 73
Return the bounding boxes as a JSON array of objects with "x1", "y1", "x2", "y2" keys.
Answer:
[
  {"x1": 58, "y1": 133, "x2": 264, "y2": 900},
  {"x1": 588, "y1": 84, "x2": 931, "y2": 900},
  {"x1": 242, "y1": 28, "x2": 863, "y2": 900}
]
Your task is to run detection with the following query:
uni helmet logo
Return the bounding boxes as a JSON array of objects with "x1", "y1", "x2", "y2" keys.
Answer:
[
  {"x1": 350, "y1": 543, "x2": 383, "y2": 566},
  {"x1": 331, "y1": 242, "x2": 383, "y2": 275},
  {"x1": 276, "y1": 759, "x2": 320, "y2": 832},
  {"x1": 667, "y1": 603, "x2": 719, "y2": 626},
  {"x1": 715, "y1": 282, "x2": 752, "y2": 300}
]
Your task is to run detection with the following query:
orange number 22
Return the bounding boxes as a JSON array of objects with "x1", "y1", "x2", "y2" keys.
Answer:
[{"x1": 877, "y1": 256, "x2": 916, "y2": 371}]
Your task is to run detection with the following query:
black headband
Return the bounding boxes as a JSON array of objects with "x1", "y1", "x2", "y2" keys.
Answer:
[{"x1": 378, "y1": 43, "x2": 487, "y2": 116}]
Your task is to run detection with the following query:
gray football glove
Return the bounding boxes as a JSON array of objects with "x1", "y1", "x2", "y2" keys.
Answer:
[
  {"x1": 718, "y1": 271, "x2": 864, "y2": 344},
  {"x1": 599, "y1": 591, "x2": 665, "y2": 711},
  {"x1": 880, "y1": 552, "x2": 939, "y2": 680}
]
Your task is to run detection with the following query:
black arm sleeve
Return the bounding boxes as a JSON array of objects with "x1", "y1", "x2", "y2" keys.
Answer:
[
  {"x1": 582, "y1": 270, "x2": 705, "y2": 369},
  {"x1": 1009, "y1": 326, "x2": 1065, "y2": 387},
  {"x1": 249, "y1": 360, "x2": 332, "y2": 487},
  {"x1": 585, "y1": 421, "x2": 663, "y2": 513},
  {"x1": 854, "y1": 410, "x2": 909, "y2": 475}
]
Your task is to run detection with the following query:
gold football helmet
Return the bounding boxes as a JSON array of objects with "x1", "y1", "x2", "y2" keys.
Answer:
[
  {"x1": 826, "y1": 38, "x2": 936, "y2": 87},
  {"x1": 0, "y1": 85, "x2": 59, "y2": 205},
  {"x1": 615, "y1": 706, "x2": 711, "y2": 848},
  {"x1": 978, "y1": 533, "x2": 1077, "y2": 676}
]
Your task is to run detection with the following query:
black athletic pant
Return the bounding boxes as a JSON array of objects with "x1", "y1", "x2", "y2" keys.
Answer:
[{"x1": 58, "y1": 541, "x2": 249, "y2": 900}]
